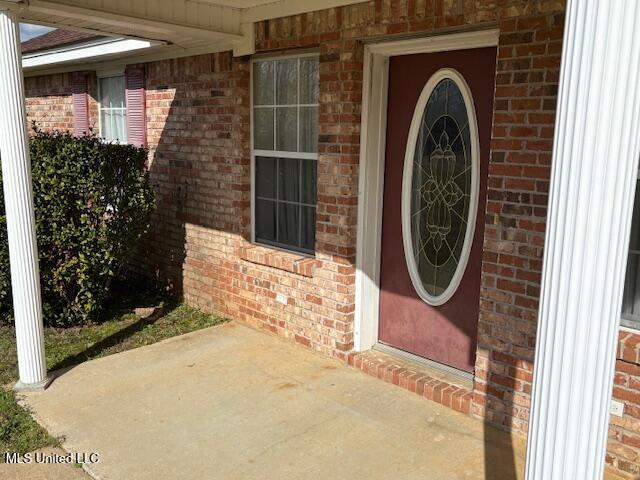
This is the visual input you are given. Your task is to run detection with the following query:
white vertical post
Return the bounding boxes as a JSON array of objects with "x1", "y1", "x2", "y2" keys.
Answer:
[
  {"x1": 0, "y1": 8, "x2": 48, "y2": 390},
  {"x1": 525, "y1": 1, "x2": 640, "y2": 479}
]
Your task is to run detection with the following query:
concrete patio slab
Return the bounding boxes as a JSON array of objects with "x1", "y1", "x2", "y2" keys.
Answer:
[{"x1": 19, "y1": 322, "x2": 527, "y2": 480}]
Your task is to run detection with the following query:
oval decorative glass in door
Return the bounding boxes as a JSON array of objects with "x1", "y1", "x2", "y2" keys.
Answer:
[{"x1": 401, "y1": 69, "x2": 479, "y2": 306}]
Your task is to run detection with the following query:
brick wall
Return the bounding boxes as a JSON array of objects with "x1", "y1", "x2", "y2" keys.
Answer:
[
  {"x1": 136, "y1": 51, "x2": 356, "y2": 357},
  {"x1": 24, "y1": 71, "x2": 98, "y2": 135},
  {"x1": 608, "y1": 332, "x2": 640, "y2": 477},
  {"x1": 22, "y1": 0, "x2": 640, "y2": 477},
  {"x1": 474, "y1": 12, "x2": 563, "y2": 436},
  {"x1": 24, "y1": 73, "x2": 75, "y2": 133}
]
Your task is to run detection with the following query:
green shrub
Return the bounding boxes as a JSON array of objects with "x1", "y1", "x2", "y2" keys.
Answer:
[{"x1": 0, "y1": 130, "x2": 155, "y2": 326}]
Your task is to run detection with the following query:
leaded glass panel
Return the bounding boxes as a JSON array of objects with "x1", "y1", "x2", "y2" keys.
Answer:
[{"x1": 407, "y1": 77, "x2": 474, "y2": 300}]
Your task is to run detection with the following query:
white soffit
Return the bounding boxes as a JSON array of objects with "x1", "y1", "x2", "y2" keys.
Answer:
[
  {"x1": 23, "y1": 38, "x2": 155, "y2": 69},
  {"x1": 240, "y1": 0, "x2": 370, "y2": 22}
]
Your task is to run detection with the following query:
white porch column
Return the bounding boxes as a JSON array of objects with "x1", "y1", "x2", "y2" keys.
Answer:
[
  {"x1": 525, "y1": 1, "x2": 640, "y2": 479},
  {"x1": 0, "y1": 8, "x2": 47, "y2": 390}
]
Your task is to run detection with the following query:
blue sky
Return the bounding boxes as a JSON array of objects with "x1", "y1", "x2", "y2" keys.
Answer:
[{"x1": 20, "y1": 23, "x2": 55, "y2": 41}]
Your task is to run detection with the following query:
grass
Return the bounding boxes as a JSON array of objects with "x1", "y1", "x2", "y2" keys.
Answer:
[
  {"x1": 0, "y1": 282, "x2": 227, "y2": 457},
  {"x1": 0, "y1": 388, "x2": 56, "y2": 455}
]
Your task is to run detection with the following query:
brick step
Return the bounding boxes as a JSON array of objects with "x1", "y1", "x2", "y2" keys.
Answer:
[{"x1": 347, "y1": 348, "x2": 474, "y2": 415}]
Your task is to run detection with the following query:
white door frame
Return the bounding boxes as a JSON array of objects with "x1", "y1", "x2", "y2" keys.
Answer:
[{"x1": 353, "y1": 29, "x2": 500, "y2": 352}]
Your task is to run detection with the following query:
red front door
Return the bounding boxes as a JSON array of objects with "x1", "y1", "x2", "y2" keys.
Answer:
[{"x1": 378, "y1": 47, "x2": 496, "y2": 373}]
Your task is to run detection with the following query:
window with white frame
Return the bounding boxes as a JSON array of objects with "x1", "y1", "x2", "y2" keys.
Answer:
[
  {"x1": 252, "y1": 55, "x2": 319, "y2": 254},
  {"x1": 623, "y1": 169, "x2": 640, "y2": 329},
  {"x1": 98, "y1": 75, "x2": 127, "y2": 143}
]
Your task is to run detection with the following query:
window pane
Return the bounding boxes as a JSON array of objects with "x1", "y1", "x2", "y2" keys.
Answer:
[
  {"x1": 255, "y1": 157, "x2": 277, "y2": 199},
  {"x1": 253, "y1": 61, "x2": 274, "y2": 106},
  {"x1": 119, "y1": 111, "x2": 128, "y2": 143},
  {"x1": 101, "y1": 110, "x2": 110, "y2": 139},
  {"x1": 623, "y1": 254, "x2": 640, "y2": 322},
  {"x1": 252, "y1": 55, "x2": 319, "y2": 255},
  {"x1": 276, "y1": 107, "x2": 297, "y2": 151},
  {"x1": 100, "y1": 76, "x2": 125, "y2": 109},
  {"x1": 630, "y1": 179, "x2": 640, "y2": 251},
  {"x1": 623, "y1": 178, "x2": 640, "y2": 327},
  {"x1": 409, "y1": 78, "x2": 473, "y2": 299},
  {"x1": 276, "y1": 58, "x2": 298, "y2": 105},
  {"x1": 301, "y1": 206, "x2": 316, "y2": 252},
  {"x1": 254, "y1": 108, "x2": 274, "y2": 150},
  {"x1": 255, "y1": 199, "x2": 277, "y2": 243},
  {"x1": 300, "y1": 159, "x2": 317, "y2": 205},
  {"x1": 278, "y1": 202, "x2": 299, "y2": 247},
  {"x1": 101, "y1": 109, "x2": 128, "y2": 143},
  {"x1": 278, "y1": 158, "x2": 300, "y2": 202},
  {"x1": 100, "y1": 76, "x2": 127, "y2": 142},
  {"x1": 300, "y1": 58, "x2": 319, "y2": 104},
  {"x1": 299, "y1": 106, "x2": 318, "y2": 153}
]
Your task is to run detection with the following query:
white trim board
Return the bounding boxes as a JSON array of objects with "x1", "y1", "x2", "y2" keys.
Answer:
[
  {"x1": 353, "y1": 29, "x2": 500, "y2": 353},
  {"x1": 22, "y1": 42, "x2": 234, "y2": 77},
  {"x1": 242, "y1": 0, "x2": 369, "y2": 23},
  {"x1": 22, "y1": 38, "x2": 155, "y2": 69}
]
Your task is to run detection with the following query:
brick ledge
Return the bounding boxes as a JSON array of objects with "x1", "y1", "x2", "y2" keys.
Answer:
[
  {"x1": 237, "y1": 245, "x2": 321, "y2": 278},
  {"x1": 618, "y1": 329, "x2": 640, "y2": 366},
  {"x1": 347, "y1": 349, "x2": 473, "y2": 415}
]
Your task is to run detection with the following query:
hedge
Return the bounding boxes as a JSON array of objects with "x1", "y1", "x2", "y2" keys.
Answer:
[{"x1": 0, "y1": 130, "x2": 155, "y2": 326}]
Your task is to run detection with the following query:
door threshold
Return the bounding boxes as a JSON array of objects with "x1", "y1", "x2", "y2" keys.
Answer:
[{"x1": 373, "y1": 343, "x2": 474, "y2": 389}]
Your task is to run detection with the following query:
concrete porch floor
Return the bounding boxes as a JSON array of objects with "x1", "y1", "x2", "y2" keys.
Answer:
[{"x1": 19, "y1": 322, "x2": 527, "y2": 480}]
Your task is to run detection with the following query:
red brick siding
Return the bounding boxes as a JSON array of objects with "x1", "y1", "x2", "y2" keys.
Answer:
[
  {"x1": 25, "y1": 71, "x2": 98, "y2": 135},
  {"x1": 21, "y1": 0, "x2": 640, "y2": 477},
  {"x1": 609, "y1": 331, "x2": 640, "y2": 477},
  {"x1": 25, "y1": 73, "x2": 75, "y2": 133}
]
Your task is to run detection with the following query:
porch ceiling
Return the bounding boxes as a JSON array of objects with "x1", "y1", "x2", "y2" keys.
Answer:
[{"x1": 0, "y1": 0, "x2": 368, "y2": 56}]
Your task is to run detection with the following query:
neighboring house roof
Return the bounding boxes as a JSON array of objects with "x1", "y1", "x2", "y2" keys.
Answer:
[{"x1": 22, "y1": 29, "x2": 102, "y2": 54}]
